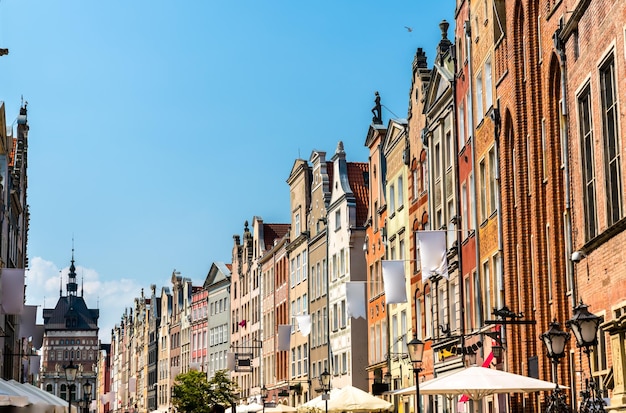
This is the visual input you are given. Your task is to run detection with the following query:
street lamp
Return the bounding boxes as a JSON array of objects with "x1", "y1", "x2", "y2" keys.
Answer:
[
  {"x1": 319, "y1": 370, "x2": 331, "y2": 413},
  {"x1": 261, "y1": 385, "x2": 268, "y2": 413},
  {"x1": 64, "y1": 359, "x2": 78, "y2": 413},
  {"x1": 566, "y1": 301, "x2": 605, "y2": 412},
  {"x1": 540, "y1": 320, "x2": 570, "y2": 413},
  {"x1": 83, "y1": 381, "x2": 92, "y2": 413},
  {"x1": 407, "y1": 336, "x2": 424, "y2": 413}
]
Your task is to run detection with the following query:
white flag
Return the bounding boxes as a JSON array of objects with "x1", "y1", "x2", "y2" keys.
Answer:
[
  {"x1": 1, "y1": 268, "x2": 25, "y2": 314},
  {"x1": 29, "y1": 355, "x2": 41, "y2": 375},
  {"x1": 346, "y1": 282, "x2": 366, "y2": 319},
  {"x1": 417, "y1": 230, "x2": 449, "y2": 282},
  {"x1": 278, "y1": 324, "x2": 292, "y2": 351},
  {"x1": 382, "y1": 260, "x2": 407, "y2": 304},
  {"x1": 20, "y1": 305, "x2": 38, "y2": 339},
  {"x1": 295, "y1": 315, "x2": 311, "y2": 336},
  {"x1": 226, "y1": 352, "x2": 236, "y2": 370}
]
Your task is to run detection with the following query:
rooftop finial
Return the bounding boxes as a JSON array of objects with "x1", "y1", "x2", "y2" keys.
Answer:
[{"x1": 438, "y1": 20, "x2": 452, "y2": 58}]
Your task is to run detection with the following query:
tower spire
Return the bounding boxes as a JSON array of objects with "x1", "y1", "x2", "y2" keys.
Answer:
[{"x1": 67, "y1": 246, "x2": 78, "y2": 297}]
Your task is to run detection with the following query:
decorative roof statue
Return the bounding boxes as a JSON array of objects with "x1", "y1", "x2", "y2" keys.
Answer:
[{"x1": 371, "y1": 91, "x2": 382, "y2": 125}]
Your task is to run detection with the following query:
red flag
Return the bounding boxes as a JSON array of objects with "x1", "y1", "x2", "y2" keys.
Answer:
[{"x1": 238, "y1": 319, "x2": 247, "y2": 328}]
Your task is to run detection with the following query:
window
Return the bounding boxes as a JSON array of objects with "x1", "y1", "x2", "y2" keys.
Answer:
[
  {"x1": 434, "y1": 143, "x2": 442, "y2": 181},
  {"x1": 412, "y1": 167, "x2": 418, "y2": 201},
  {"x1": 340, "y1": 249, "x2": 346, "y2": 277},
  {"x1": 421, "y1": 153, "x2": 428, "y2": 192},
  {"x1": 526, "y1": 135, "x2": 532, "y2": 195},
  {"x1": 450, "y1": 282, "x2": 457, "y2": 332},
  {"x1": 482, "y1": 260, "x2": 491, "y2": 322},
  {"x1": 332, "y1": 303, "x2": 338, "y2": 331},
  {"x1": 479, "y1": 159, "x2": 487, "y2": 221},
  {"x1": 389, "y1": 184, "x2": 396, "y2": 213},
  {"x1": 461, "y1": 183, "x2": 468, "y2": 238},
  {"x1": 335, "y1": 210, "x2": 341, "y2": 230},
  {"x1": 546, "y1": 225, "x2": 552, "y2": 301},
  {"x1": 445, "y1": 130, "x2": 453, "y2": 167},
  {"x1": 578, "y1": 86, "x2": 598, "y2": 240},
  {"x1": 416, "y1": 298, "x2": 423, "y2": 339},
  {"x1": 600, "y1": 55, "x2": 623, "y2": 225},
  {"x1": 542, "y1": 118, "x2": 547, "y2": 180},
  {"x1": 438, "y1": 288, "x2": 445, "y2": 328},
  {"x1": 397, "y1": 176, "x2": 404, "y2": 208},
  {"x1": 485, "y1": 60, "x2": 493, "y2": 109},
  {"x1": 489, "y1": 147, "x2": 497, "y2": 213},
  {"x1": 459, "y1": 100, "x2": 466, "y2": 147},
  {"x1": 392, "y1": 315, "x2": 399, "y2": 353},
  {"x1": 340, "y1": 300, "x2": 346, "y2": 328},
  {"x1": 425, "y1": 293, "x2": 433, "y2": 337},
  {"x1": 295, "y1": 213, "x2": 300, "y2": 235},
  {"x1": 476, "y1": 71, "x2": 484, "y2": 118},
  {"x1": 322, "y1": 258, "x2": 327, "y2": 295},
  {"x1": 296, "y1": 254, "x2": 301, "y2": 284},
  {"x1": 302, "y1": 252, "x2": 307, "y2": 280},
  {"x1": 473, "y1": 271, "x2": 483, "y2": 327}
]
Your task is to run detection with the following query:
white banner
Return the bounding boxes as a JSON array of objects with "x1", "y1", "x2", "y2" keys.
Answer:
[
  {"x1": 417, "y1": 230, "x2": 449, "y2": 282},
  {"x1": 346, "y1": 282, "x2": 366, "y2": 319},
  {"x1": 295, "y1": 315, "x2": 311, "y2": 336},
  {"x1": 278, "y1": 324, "x2": 292, "y2": 351},
  {"x1": 382, "y1": 261, "x2": 407, "y2": 304}
]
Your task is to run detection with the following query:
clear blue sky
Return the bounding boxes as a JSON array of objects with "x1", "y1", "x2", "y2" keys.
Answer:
[{"x1": 0, "y1": 1, "x2": 453, "y2": 340}]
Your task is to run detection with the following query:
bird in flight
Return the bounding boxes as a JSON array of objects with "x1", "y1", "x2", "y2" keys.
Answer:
[{"x1": 404, "y1": 26, "x2": 413, "y2": 32}]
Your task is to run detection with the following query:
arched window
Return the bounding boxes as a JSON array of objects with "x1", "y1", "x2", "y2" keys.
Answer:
[
  {"x1": 60, "y1": 384, "x2": 67, "y2": 400},
  {"x1": 46, "y1": 384, "x2": 53, "y2": 394}
]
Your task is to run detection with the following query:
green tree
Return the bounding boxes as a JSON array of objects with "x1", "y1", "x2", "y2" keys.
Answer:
[
  {"x1": 207, "y1": 370, "x2": 240, "y2": 408},
  {"x1": 171, "y1": 370, "x2": 239, "y2": 413}
]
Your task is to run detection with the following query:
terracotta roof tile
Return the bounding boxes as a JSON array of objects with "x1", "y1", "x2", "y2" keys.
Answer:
[
  {"x1": 347, "y1": 162, "x2": 369, "y2": 227},
  {"x1": 263, "y1": 223, "x2": 290, "y2": 249}
]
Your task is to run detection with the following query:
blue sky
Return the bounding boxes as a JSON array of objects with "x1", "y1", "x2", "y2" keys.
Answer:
[{"x1": 0, "y1": 1, "x2": 453, "y2": 340}]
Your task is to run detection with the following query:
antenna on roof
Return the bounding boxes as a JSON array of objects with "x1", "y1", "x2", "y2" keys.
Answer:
[{"x1": 59, "y1": 271, "x2": 62, "y2": 297}]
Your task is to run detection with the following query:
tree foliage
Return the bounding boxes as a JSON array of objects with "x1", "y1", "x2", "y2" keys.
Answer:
[{"x1": 171, "y1": 370, "x2": 239, "y2": 413}]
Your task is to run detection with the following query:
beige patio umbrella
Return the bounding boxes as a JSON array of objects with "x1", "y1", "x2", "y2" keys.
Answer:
[
  {"x1": 418, "y1": 366, "x2": 564, "y2": 400},
  {"x1": 264, "y1": 403, "x2": 298, "y2": 413},
  {"x1": 415, "y1": 366, "x2": 566, "y2": 413},
  {"x1": 0, "y1": 391, "x2": 29, "y2": 407},
  {"x1": 225, "y1": 402, "x2": 264, "y2": 413},
  {"x1": 325, "y1": 385, "x2": 393, "y2": 412},
  {"x1": 297, "y1": 388, "x2": 341, "y2": 412}
]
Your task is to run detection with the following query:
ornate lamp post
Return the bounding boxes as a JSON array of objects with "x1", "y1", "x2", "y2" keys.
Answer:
[
  {"x1": 64, "y1": 359, "x2": 78, "y2": 413},
  {"x1": 261, "y1": 385, "x2": 268, "y2": 413},
  {"x1": 319, "y1": 369, "x2": 331, "y2": 413},
  {"x1": 83, "y1": 380, "x2": 92, "y2": 413},
  {"x1": 566, "y1": 301, "x2": 605, "y2": 412},
  {"x1": 407, "y1": 336, "x2": 425, "y2": 413},
  {"x1": 540, "y1": 320, "x2": 570, "y2": 412}
]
